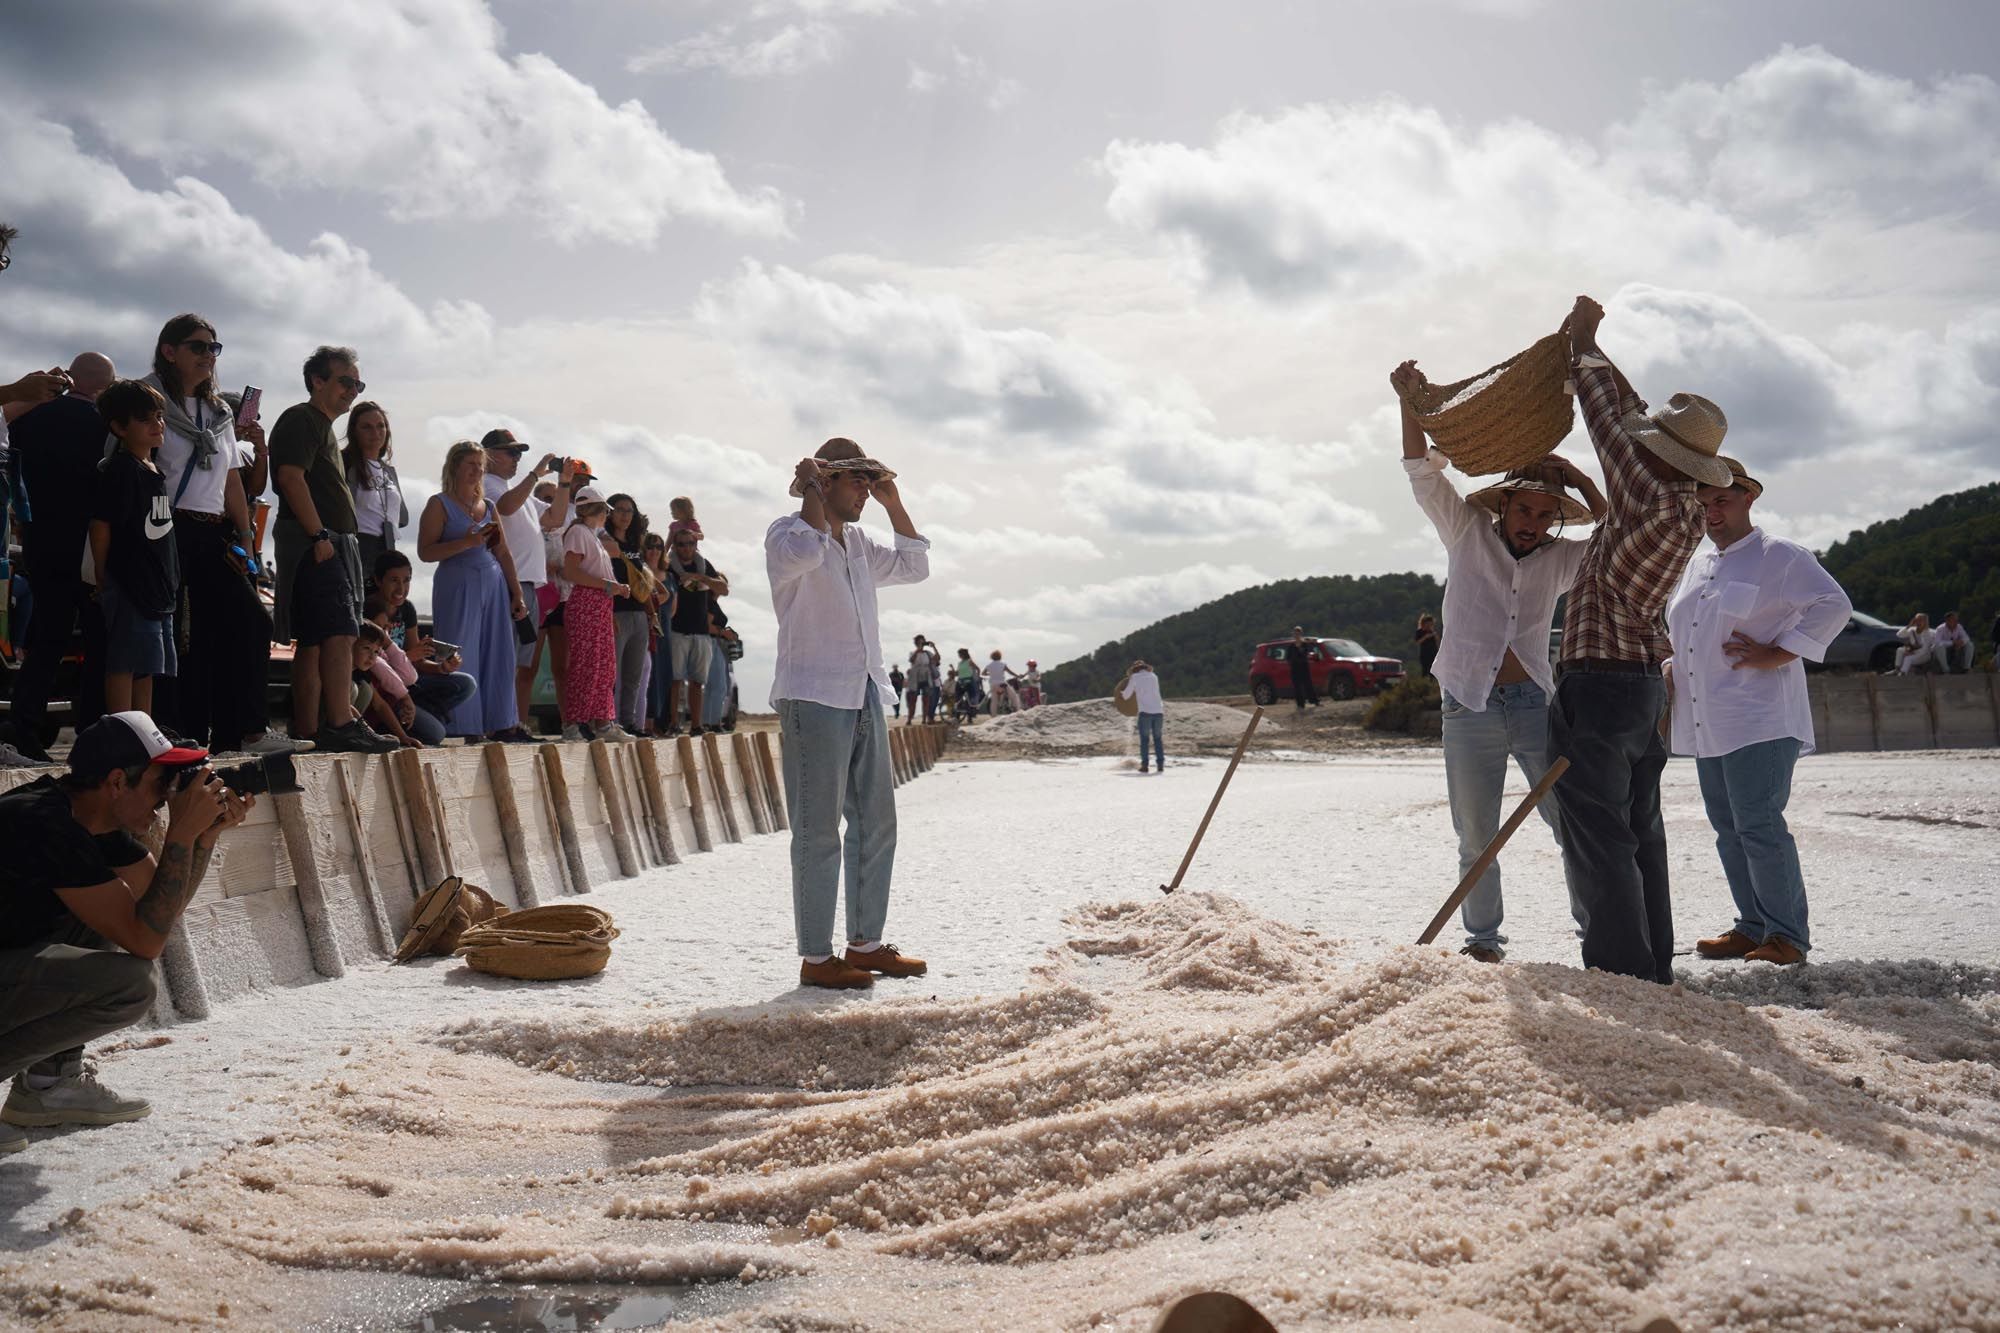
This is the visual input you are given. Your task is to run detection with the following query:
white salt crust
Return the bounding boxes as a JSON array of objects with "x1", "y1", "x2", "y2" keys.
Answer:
[{"x1": 959, "y1": 698, "x2": 1283, "y2": 749}]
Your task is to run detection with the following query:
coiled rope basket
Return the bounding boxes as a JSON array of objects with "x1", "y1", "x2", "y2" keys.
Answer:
[
  {"x1": 1395, "y1": 329, "x2": 1577, "y2": 476},
  {"x1": 456, "y1": 904, "x2": 621, "y2": 980}
]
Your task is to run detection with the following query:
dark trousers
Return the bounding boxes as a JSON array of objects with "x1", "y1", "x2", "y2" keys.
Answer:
[
  {"x1": 0, "y1": 918, "x2": 156, "y2": 1082},
  {"x1": 8, "y1": 558, "x2": 104, "y2": 745},
  {"x1": 1547, "y1": 668, "x2": 1674, "y2": 983},
  {"x1": 1290, "y1": 667, "x2": 1318, "y2": 708},
  {"x1": 171, "y1": 519, "x2": 274, "y2": 751}
]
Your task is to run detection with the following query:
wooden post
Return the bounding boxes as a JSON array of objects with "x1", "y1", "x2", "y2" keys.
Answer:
[
  {"x1": 273, "y1": 790, "x2": 346, "y2": 978},
  {"x1": 732, "y1": 732, "x2": 772, "y2": 835},
  {"x1": 701, "y1": 731, "x2": 743, "y2": 844},
  {"x1": 158, "y1": 924, "x2": 212, "y2": 1021},
  {"x1": 532, "y1": 752, "x2": 579, "y2": 896},
  {"x1": 539, "y1": 743, "x2": 592, "y2": 893},
  {"x1": 676, "y1": 736, "x2": 715, "y2": 853},
  {"x1": 333, "y1": 756, "x2": 397, "y2": 953},
  {"x1": 1863, "y1": 674, "x2": 1885, "y2": 752},
  {"x1": 392, "y1": 748, "x2": 448, "y2": 890},
  {"x1": 379, "y1": 747, "x2": 426, "y2": 896},
  {"x1": 918, "y1": 723, "x2": 935, "y2": 770},
  {"x1": 483, "y1": 743, "x2": 542, "y2": 908},
  {"x1": 633, "y1": 739, "x2": 682, "y2": 865},
  {"x1": 754, "y1": 732, "x2": 788, "y2": 830},
  {"x1": 421, "y1": 763, "x2": 458, "y2": 879},
  {"x1": 1417, "y1": 757, "x2": 1571, "y2": 945},
  {"x1": 588, "y1": 740, "x2": 641, "y2": 878}
]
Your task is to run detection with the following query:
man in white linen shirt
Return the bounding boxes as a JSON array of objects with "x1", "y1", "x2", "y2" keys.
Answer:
[
  {"x1": 1667, "y1": 457, "x2": 1851, "y2": 967},
  {"x1": 766, "y1": 438, "x2": 931, "y2": 991},
  {"x1": 1392, "y1": 358, "x2": 1607, "y2": 962},
  {"x1": 483, "y1": 430, "x2": 572, "y2": 739},
  {"x1": 1118, "y1": 661, "x2": 1165, "y2": 773}
]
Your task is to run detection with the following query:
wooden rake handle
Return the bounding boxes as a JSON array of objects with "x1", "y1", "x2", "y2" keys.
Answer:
[
  {"x1": 1161, "y1": 707, "x2": 1263, "y2": 895},
  {"x1": 1416, "y1": 755, "x2": 1570, "y2": 945}
]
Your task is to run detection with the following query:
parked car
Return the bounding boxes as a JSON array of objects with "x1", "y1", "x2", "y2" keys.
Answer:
[
  {"x1": 1248, "y1": 636, "x2": 1402, "y2": 704},
  {"x1": 1815, "y1": 610, "x2": 1903, "y2": 673}
]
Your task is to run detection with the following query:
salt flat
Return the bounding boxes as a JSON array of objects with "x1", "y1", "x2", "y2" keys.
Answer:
[{"x1": 2, "y1": 749, "x2": 1997, "y2": 1330}]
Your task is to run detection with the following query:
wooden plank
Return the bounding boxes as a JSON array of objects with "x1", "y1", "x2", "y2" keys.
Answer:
[
  {"x1": 588, "y1": 740, "x2": 642, "y2": 877},
  {"x1": 422, "y1": 762, "x2": 459, "y2": 877},
  {"x1": 332, "y1": 756, "x2": 396, "y2": 954},
  {"x1": 272, "y1": 790, "x2": 346, "y2": 979},
  {"x1": 531, "y1": 753, "x2": 577, "y2": 896},
  {"x1": 701, "y1": 732, "x2": 743, "y2": 844},
  {"x1": 754, "y1": 731, "x2": 788, "y2": 831},
  {"x1": 618, "y1": 744, "x2": 659, "y2": 867},
  {"x1": 392, "y1": 747, "x2": 449, "y2": 890},
  {"x1": 484, "y1": 742, "x2": 543, "y2": 908},
  {"x1": 377, "y1": 751, "x2": 425, "y2": 898},
  {"x1": 634, "y1": 739, "x2": 682, "y2": 865},
  {"x1": 539, "y1": 743, "x2": 592, "y2": 893},
  {"x1": 677, "y1": 735, "x2": 715, "y2": 853}
]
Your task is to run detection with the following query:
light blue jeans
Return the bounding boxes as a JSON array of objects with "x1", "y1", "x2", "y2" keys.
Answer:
[
  {"x1": 1695, "y1": 737, "x2": 1809, "y2": 953},
  {"x1": 1136, "y1": 712, "x2": 1164, "y2": 770},
  {"x1": 1441, "y1": 681, "x2": 1578, "y2": 948},
  {"x1": 778, "y1": 679, "x2": 897, "y2": 958}
]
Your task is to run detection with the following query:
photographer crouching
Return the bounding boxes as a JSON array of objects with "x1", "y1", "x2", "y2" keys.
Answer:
[{"x1": 0, "y1": 712, "x2": 250, "y2": 1152}]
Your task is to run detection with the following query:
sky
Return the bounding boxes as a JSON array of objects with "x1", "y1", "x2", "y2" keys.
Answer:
[{"x1": 4, "y1": 0, "x2": 1998, "y2": 707}]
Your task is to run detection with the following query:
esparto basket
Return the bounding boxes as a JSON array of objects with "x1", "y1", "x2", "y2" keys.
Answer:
[
  {"x1": 455, "y1": 903, "x2": 620, "y2": 981},
  {"x1": 1396, "y1": 330, "x2": 1576, "y2": 475}
]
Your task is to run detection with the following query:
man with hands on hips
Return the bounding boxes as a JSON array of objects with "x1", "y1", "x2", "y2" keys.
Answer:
[{"x1": 766, "y1": 439, "x2": 931, "y2": 990}]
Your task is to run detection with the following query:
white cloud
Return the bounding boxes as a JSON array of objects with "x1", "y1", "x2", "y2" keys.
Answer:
[
  {"x1": 629, "y1": 22, "x2": 846, "y2": 78},
  {"x1": 0, "y1": 0, "x2": 789, "y2": 245},
  {"x1": 908, "y1": 46, "x2": 1023, "y2": 111},
  {"x1": 986, "y1": 563, "x2": 1274, "y2": 624}
]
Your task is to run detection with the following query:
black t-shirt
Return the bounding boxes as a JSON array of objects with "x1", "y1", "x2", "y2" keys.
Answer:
[
  {"x1": 0, "y1": 776, "x2": 149, "y2": 948},
  {"x1": 7, "y1": 394, "x2": 104, "y2": 571},
  {"x1": 269, "y1": 402, "x2": 356, "y2": 534},
  {"x1": 92, "y1": 450, "x2": 179, "y2": 616},
  {"x1": 669, "y1": 557, "x2": 720, "y2": 635},
  {"x1": 612, "y1": 541, "x2": 647, "y2": 615}
]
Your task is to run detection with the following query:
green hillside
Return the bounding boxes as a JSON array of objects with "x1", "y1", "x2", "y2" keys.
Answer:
[
  {"x1": 1818, "y1": 481, "x2": 2000, "y2": 650},
  {"x1": 1044, "y1": 572, "x2": 1443, "y2": 700}
]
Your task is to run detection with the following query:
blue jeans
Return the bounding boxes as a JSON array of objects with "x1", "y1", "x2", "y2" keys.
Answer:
[
  {"x1": 703, "y1": 638, "x2": 731, "y2": 727},
  {"x1": 648, "y1": 633, "x2": 675, "y2": 726},
  {"x1": 778, "y1": 679, "x2": 897, "y2": 958},
  {"x1": 1441, "y1": 682, "x2": 1578, "y2": 949},
  {"x1": 1136, "y1": 712, "x2": 1164, "y2": 770},
  {"x1": 408, "y1": 672, "x2": 477, "y2": 745},
  {"x1": 1695, "y1": 737, "x2": 1809, "y2": 952}
]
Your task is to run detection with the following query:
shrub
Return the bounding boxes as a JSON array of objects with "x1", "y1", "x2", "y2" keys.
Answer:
[{"x1": 1363, "y1": 674, "x2": 1441, "y2": 732}]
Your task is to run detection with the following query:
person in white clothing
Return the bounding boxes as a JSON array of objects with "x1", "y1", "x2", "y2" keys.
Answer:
[
  {"x1": 1894, "y1": 613, "x2": 1937, "y2": 674},
  {"x1": 1119, "y1": 661, "x2": 1165, "y2": 772},
  {"x1": 767, "y1": 438, "x2": 931, "y2": 991},
  {"x1": 1393, "y1": 358, "x2": 1607, "y2": 962},
  {"x1": 1667, "y1": 457, "x2": 1851, "y2": 967},
  {"x1": 1934, "y1": 612, "x2": 1974, "y2": 674},
  {"x1": 483, "y1": 430, "x2": 572, "y2": 738},
  {"x1": 983, "y1": 651, "x2": 1023, "y2": 715}
]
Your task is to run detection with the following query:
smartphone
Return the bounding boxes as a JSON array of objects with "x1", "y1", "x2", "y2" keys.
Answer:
[
  {"x1": 428, "y1": 640, "x2": 461, "y2": 660},
  {"x1": 541, "y1": 454, "x2": 562, "y2": 473},
  {"x1": 236, "y1": 386, "x2": 262, "y2": 427}
]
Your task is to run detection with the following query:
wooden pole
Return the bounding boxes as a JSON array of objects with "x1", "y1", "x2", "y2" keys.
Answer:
[
  {"x1": 482, "y1": 743, "x2": 542, "y2": 908},
  {"x1": 676, "y1": 736, "x2": 715, "y2": 853},
  {"x1": 539, "y1": 743, "x2": 592, "y2": 893},
  {"x1": 1160, "y1": 707, "x2": 1263, "y2": 895},
  {"x1": 333, "y1": 756, "x2": 397, "y2": 952},
  {"x1": 633, "y1": 739, "x2": 682, "y2": 865},
  {"x1": 754, "y1": 731, "x2": 788, "y2": 830},
  {"x1": 273, "y1": 790, "x2": 346, "y2": 978},
  {"x1": 588, "y1": 739, "x2": 641, "y2": 878},
  {"x1": 391, "y1": 748, "x2": 447, "y2": 889},
  {"x1": 1417, "y1": 756, "x2": 1571, "y2": 945},
  {"x1": 701, "y1": 731, "x2": 743, "y2": 844},
  {"x1": 731, "y1": 732, "x2": 773, "y2": 835},
  {"x1": 531, "y1": 753, "x2": 577, "y2": 896},
  {"x1": 421, "y1": 763, "x2": 458, "y2": 879}
]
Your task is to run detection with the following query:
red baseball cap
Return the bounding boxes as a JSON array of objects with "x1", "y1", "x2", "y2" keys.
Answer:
[{"x1": 68, "y1": 711, "x2": 207, "y2": 781}]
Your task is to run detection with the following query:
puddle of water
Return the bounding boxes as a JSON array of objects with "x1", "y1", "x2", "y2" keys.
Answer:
[{"x1": 402, "y1": 1281, "x2": 735, "y2": 1331}]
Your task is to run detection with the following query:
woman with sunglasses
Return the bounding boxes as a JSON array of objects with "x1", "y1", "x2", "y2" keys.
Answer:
[
  {"x1": 145, "y1": 314, "x2": 301, "y2": 757},
  {"x1": 340, "y1": 401, "x2": 406, "y2": 577},
  {"x1": 416, "y1": 442, "x2": 528, "y2": 741},
  {"x1": 639, "y1": 532, "x2": 678, "y2": 733}
]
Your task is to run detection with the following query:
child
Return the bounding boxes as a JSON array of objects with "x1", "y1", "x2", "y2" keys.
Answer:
[
  {"x1": 559, "y1": 487, "x2": 628, "y2": 740},
  {"x1": 351, "y1": 623, "x2": 419, "y2": 747},
  {"x1": 360, "y1": 598, "x2": 442, "y2": 745},
  {"x1": 89, "y1": 380, "x2": 178, "y2": 720},
  {"x1": 669, "y1": 496, "x2": 700, "y2": 537},
  {"x1": 371, "y1": 550, "x2": 477, "y2": 729}
]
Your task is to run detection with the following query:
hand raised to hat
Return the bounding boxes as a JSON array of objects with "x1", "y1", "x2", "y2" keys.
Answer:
[
  {"x1": 869, "y1": 471, "x2": 901, "y2": 507},
  {"x1": 793, "y1": 456, "x2": 829, "y2": 494},
  {"x1": 1538, "y1": 452, "x2": 1585, "y2": 488}
]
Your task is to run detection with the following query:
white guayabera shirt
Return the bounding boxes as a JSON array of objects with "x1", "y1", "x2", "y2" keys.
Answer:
[
  {"x1": 1664, "y1": 527, "x2": 1852, "y2": 759},
  {"x1": 765, "y1": 514, "x2": 930, "y2": 710},
  {"x1": 1404, "y1": 448, "x2": 1588, "y2": 711}
]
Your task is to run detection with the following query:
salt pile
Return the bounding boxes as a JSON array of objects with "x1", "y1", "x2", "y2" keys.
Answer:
[
  {"x1": 7, "y1": 892, "x2": 1997, "y2": 1331},
  {"x1": 962, "y1": 698, "x2": 1277, "y2": 749}
]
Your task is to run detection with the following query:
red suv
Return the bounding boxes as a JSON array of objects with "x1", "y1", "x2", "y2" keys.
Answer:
[{"x1": 1248, "y1": 637, "x2": 1403, "y2": 704}]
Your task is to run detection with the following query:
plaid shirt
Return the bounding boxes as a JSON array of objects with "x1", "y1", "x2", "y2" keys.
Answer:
[{"x1": 1558, "y1": 355, "x2": 1704, "y2": 665}]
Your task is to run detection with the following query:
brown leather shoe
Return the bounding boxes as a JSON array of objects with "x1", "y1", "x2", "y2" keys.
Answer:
[
  {"x1": 1696, "y1": 929, "x2": 1759, "y2": 960},
  {"x1": 844, "y1": 944, "x2": 927, "y2": 978},
  {"x1": 800, "y1": 956, "x2": 874, "y2": 989},
  {"x1": 1744, "y1": 935, "x2": 1805, "y2": 966},
  {"x1": 1459, "y1": 944, "x2": 1505, "y2": 964}
]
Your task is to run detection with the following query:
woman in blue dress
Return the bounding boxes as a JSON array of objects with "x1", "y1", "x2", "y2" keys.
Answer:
[{"x1": 416, "y1": 441, "x2": 527, "y2": 739}]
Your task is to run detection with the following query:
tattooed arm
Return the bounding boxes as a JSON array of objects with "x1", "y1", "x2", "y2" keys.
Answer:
[{"x1": 57, "y1": 772, "x2": 252, "y2": 959}]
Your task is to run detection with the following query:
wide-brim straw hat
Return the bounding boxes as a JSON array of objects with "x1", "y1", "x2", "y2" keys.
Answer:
[
  {"x1": 1718, "y1": 454, "x2": 1763, "y2": 498},
  {"x1": 1621, "y1": 393, "x2": 1733, "y2": 487},
  {"x1": 789, "y1": 437, "x2": 898, "y2": 498},
  {"x1": 1466, "y1": 476, "x2": 1592, "y2": 524}
]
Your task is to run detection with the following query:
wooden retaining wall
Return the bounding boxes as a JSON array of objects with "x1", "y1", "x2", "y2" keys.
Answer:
[
  {"x1": 1807, "y1": 673, "x2": 2000, "y2": 753},
  {"x1": 0, "y1": 722, "x2": 956, "y2": 1024}
]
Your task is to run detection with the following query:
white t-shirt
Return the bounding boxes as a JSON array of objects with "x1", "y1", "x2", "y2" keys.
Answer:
[
  {"x1": 1120, "y1": 669, "x2": 1164, "y2": 714},
  {"x1": 484, "y1": 473, "x2": 549, "y2": 586},
  {"x1": 352, "y1": 458, "x2": 403, "y2": 543},
  {"x1": 158, "y1": 399, "x2": 251, "y2": 517},
  {"x1": 984, "y1": 660, "x2": 1011, "y2": 689},
  {"x1": 561, "y1": 522, "x2": 614, "y2": 598}
]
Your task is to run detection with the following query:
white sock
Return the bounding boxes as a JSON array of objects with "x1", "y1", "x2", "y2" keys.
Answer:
[
  {"x1": 803, "y1": 954, "x2": 833, "y2": 965},
  {"x1": 849, "y1": 939, "x2": 880, "y2": 954},
  {"x1": 23, "y1": 1071, "x2": 63, "y2": 1091}
]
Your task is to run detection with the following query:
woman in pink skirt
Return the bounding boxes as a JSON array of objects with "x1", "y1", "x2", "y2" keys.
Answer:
[{"x1": 558, "y1": 487, "x2": 630, "y2": 740}]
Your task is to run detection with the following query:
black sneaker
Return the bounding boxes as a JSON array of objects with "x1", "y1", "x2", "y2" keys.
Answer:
[
  {"x1": 318, "y1": 719, "x2": 400, "y2": 754},
  {"x1": 5, "y1": 731, "x2": 53, "y2": 765},
  {"x1": 489, "y1": 726, "x2": 536, "y2": 744}
]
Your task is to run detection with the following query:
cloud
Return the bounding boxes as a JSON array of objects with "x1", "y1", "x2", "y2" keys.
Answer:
[
  {"x1": 0, "y1": 0, "x2": 789, "y2": 245},
  {"x1": 907, "y1": 46, "x2": 1023, "y2": 111},
  {"x1": 986, "y1": 563, "x2": 1274, "y2": 624},
  {"x1": 422, "y1": 413, "x2": 787, "y2": 506},
  {"x1": 629, "y1": 22, "x2": 845, "y2": 78}
]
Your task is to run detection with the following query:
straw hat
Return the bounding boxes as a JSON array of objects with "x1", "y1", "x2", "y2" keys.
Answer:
[
  {"x1": 1620, "y1": 393, "x2": 1732, "y2": 487},
  {"x1": 1466, "y1": 473, "x2": 1592, "y2": 524},
  {"x1": 1718, "y1": 455, "x2": 1763, "y2": 498},
  {"x1": 789, "y1": 437, "x2": 898, "y2": 498}
]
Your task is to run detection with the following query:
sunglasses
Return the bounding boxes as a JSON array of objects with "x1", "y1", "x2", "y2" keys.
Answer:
[
  {"x1": 180, "y1": 339, "x2": 224, "y2": 355},
  {"x1": 670, "y1": 539, "x2": 697, "y2": 548},
  {"x1": 0, "y1": 253, "x2": 10, "y2": 272},
  {"x1": 337, "y1": 375, "x2": 366, "y2": 392}
]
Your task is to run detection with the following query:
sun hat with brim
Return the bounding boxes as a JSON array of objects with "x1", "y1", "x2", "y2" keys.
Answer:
[
  {"x1": 1717, "y1": 455, "x2": 1763, "y2": 499},
  {"x1": 1620, "y1": 393, "x2": 1733, "y2": 488},
  {"x1": 572, "y1": 485, "x2": 608, "y2": 507},
  {"x1": 789, "y1": 438, "x2": 898, "y2": 498},
  {"x1": 68, "y1": 711, "x2": 207, "y2": 781},
  {"x1": 1466, "y1": 476, "x2": 1593, "y2": 525},
  {"x1": 479, "y1": 428, "x2": 528, "y2": 454}
]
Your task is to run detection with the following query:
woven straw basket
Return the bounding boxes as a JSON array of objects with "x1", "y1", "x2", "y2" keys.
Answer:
[
  {"x1": 456, "y1": 903, "x2": 620, "y2": 981},
  {"x1": 394, "y1": 877, "x2": 509, "y2": 963},
  {"x1": 1396, "y1": 330, "x2": 1576, "y2": 476},
  {"x1": 1112, "y1": 674, "x2": 1138, "y2": 718}
]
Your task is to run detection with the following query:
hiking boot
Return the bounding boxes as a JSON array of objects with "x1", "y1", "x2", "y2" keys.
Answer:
[
  {"x1": 317, "y1": 719, "x2": 399, "y2": 754},
  {"x1": 1695, "y1": 928, "x2": 1759, "y2": 960},
  {"x1": 3, "y1": 1068, "x2": 151, "y2": 1127},
  {"x1": 593, "y1": 721, "x2": 634, "y2": 741},
  {"x1": 0, "y1": 1120, "x2": 24, "y2": 1153},
  {"x1": 800, "y1": 956, "x2": 875, "y2": 990},
  {"x1": 1460, "y1": 944, "x2": 1506, "y2": 964},
  {"x1": 845, "y1": 944, "x2": 927, "y2": 978},
  {"x1": 1744, "y1": 936, "x2": 1806, "y2": 966}
]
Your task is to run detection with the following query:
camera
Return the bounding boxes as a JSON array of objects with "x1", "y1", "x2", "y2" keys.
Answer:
[{"x1": 174, "y1": 754, "x2": 301, "y2": 798}]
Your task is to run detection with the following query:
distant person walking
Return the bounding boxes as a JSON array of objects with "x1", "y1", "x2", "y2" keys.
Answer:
[
  {"x1": 1668, "y1": 458, "x2": 1850, "y2": 969},
  {"x1": 1120, "y1": 660, "x2": 1165, "y2": 773},
  {"x1": 1286, "y1": 628, "x2": 1319, "y2": 710},
  {"x1": 906, "y1": 635, "x2": 939, "y2": 725},
  {"x1": 1413, "y1": 614, "x2": 1440, "y2": 679},
  {"x1": 888, "y1": 665, "x2": 905, "y2": 718},
  {"x1": 768, "y1": 438, "x2": 931, "y2": 990}
]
